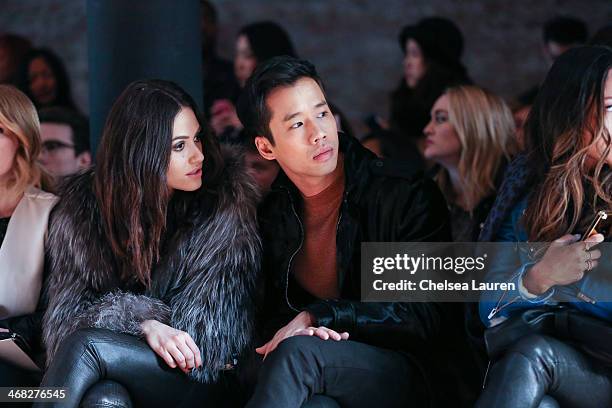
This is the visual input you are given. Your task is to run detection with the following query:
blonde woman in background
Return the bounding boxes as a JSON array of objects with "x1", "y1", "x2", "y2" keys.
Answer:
[
  {"x1": 423, "y1": 85, "x2": 518, "y2": 401},
  {"x1": 424, "y1": 85, "x2": 517, "y2": 242},
  {"x1": 0, "y1": 84, "x2": 57, "y2": 386}
]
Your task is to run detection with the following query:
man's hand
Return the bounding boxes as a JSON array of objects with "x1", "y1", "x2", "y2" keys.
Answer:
[
  {"x1": 140, "y1": 319, "x2": 202, "y2": 374},
  {"x1": 256, "y1": 311, "x2": 349, "y2": 359}
]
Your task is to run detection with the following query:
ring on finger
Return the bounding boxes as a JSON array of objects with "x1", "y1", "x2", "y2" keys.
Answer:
[{"x1": 586, "y1": 259, "x2": 593, "y2": 271}]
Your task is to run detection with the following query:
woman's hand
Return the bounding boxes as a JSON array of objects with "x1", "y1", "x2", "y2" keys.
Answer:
[
  {"x1": 524, "y1": 233, "x2": 604, "y2": 295},
  {"x1": 140, "y1": 319, "x2": 202, "y2": 374}
]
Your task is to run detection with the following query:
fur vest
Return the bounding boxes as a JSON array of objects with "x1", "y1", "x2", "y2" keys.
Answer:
[{"x1": 42, "y1": 148, "x2": 261, "y2": 383}]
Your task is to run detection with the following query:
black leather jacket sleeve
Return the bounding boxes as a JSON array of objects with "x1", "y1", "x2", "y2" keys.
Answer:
[
  {"x1": 305, "y1": 176, "x2": 451, "y2": 347},
  {"x1": 306, "y1": 300, "x2": 443, "y2": 348}
]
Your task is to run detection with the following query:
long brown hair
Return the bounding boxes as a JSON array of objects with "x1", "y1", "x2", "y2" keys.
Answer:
[
  {"x1": 94, "y1": 79, "x2": 223, "y2": 286},
  {"x1": 523, "y1": 46, "x2": 612, "y2": 242},
  {"x1": 435, "y1": 85, "x2": 516, "y2": 211}
]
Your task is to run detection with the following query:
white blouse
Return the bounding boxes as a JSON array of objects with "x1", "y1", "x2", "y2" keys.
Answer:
[{"x1": 0, "y1": 186, "x2": 57, "y2": 319}]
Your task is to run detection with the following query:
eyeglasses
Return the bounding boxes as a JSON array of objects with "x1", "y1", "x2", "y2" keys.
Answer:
[{"x1": 41, "y1": 140, "x2": 75, "y2": 154}]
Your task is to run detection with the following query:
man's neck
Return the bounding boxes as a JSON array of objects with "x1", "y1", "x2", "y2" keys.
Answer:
[{"x1": 288, "y1": 158, "x2": 344, "y2": 198}]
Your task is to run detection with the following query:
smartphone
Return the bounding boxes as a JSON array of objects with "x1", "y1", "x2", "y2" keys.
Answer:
[{"x1": 581, "y1": 210, "x2": 612, "y2": 241}]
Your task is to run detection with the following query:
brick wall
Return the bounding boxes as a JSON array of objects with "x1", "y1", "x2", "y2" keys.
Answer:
[{"x1": 1, "y1": 0, "x2": 610, "y2": 135}]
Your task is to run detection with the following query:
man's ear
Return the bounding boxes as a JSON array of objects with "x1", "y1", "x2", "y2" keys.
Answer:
[
  {"x1": 76, "y1": 151, "x2": 92, "y2": 170},
  {"x1": 254, "y1": 136, "x2": 276, "y2": 161}
]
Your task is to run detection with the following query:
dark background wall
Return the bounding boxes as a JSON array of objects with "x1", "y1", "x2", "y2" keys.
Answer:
[{"x1": 2, "y1": 0, "x2": 610, "y2": 136}]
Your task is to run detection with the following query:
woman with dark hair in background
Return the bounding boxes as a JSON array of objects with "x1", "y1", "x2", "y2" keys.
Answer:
[
  {"x1": 210, "y1": 21, "x2": 297, "y2": 142},
  {"x1": 35, "y1": 79, "x2": 261, "y2": 407},
  {"x1": 477, "y1": 46, "x2": 612, "y2": 407},
  {"x1": 234, "y1": 21, "x2": 297, "y2": 88},
  {"x1": 379, "y1": 17, "x2": 471, "y2": 168},
  {"x1": 17, "y1": 48, "x2": 77, "y2": 112}
]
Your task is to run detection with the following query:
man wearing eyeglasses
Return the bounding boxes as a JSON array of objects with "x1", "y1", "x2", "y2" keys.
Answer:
[{"x1": 38, "y1": 107, "x2": 91, "y2": 179}]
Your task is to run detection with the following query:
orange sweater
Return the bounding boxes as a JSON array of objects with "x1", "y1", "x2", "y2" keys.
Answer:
[{"x1": 293, "y1": 161, "x2": 345, "y2": 299}]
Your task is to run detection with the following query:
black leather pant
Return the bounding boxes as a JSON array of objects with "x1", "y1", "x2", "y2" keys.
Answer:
[
  {"x1": 247, "y1": 336, "x2": 428, "y2": 408},
  {"x1": 476, "y1": 334, "x2": 612, "y2": 408},
  {"x1": 34, "y1": 328, "x2": 240, "y2": 408}
]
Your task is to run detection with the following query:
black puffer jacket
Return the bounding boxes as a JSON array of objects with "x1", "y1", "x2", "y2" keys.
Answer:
[{"x1": 258, "y1": 134, "x2": 450, "y2": 350}]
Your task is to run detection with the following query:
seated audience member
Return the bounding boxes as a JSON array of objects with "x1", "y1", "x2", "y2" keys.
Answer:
[
  {"x1": 477, "y1": 46, "x2": 612, "y2": 408},
  {"x1": 17, "y1": 48, "x2": 78, "y2": 112},
  {"x1": 237, "y1": 56, "x2": 479, "y2": 407},
  {"x1": 211, "y1": 21, "x2": 297, "y2": 142},
  {"x1": 424, "y1": 85, "x2": 517, "y2": 242},
  {"x1": 36, "y1": 80, "x2": 261, "y2": 407},
  {"x1": 200, "y1": 0, "x2": 240, "y2": 118},
  {"x1": 0, "y1": 85, "x2": 56, "y2": 386},
  {"x1": 38, "y1": 107, "x2": 91, "y2": 180},
  {"x1": 0, "y1": 33, "x2": 32, "y2": 86},
  {"x1": 383, "y1": 17, "x2": 471, "y2": 167}
]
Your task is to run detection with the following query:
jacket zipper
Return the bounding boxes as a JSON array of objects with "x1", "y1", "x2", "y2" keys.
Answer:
[
  {"x1": 335, "y1": 195, "x2": 348, "y2": 287},
  {"x1": 284, "y1": 189, "x2": 304, "y2": 313},
  {"x1": 284, "y1": 191, "x2": 348, "y2": 311}
]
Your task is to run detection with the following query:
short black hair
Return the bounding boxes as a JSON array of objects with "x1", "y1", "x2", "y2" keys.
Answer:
[
  {"x1": 543, "y1": 16, "x2": 588, "y2": 45},
  {"x1": 38, "y1": 107, "x2": 90, "y2": 155},
  {"x1": 236, "y1": 56, "x2": 324, "y2": 145}
]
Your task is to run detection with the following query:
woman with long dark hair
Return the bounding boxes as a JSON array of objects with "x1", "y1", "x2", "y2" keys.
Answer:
[
  {"x1": 477, "y1": 46, "x2": 612, "y2": 407},
  {"x1": 210, "y1": 21, "x2": 296, "y2": 141},
  {"x1": 384, "y1": 17, "x2": 471, "y2": 164},
  {"x1": 36, "y1": 79, "x2": 261, "y2": 407},
  {"x1": 17, "y1": 48, "x2": 77, "y2": 111}
]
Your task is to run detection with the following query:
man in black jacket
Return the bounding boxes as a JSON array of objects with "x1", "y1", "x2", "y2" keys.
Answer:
[{"x1": 237, "y1": 56, "x2": 452, "y2": 407}]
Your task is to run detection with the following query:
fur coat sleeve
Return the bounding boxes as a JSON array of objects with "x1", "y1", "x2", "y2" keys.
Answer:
[
  {"x1": 150, "y1": 149, "x2": 261, "y2": 383},
  {"x1": 42, "y1": 171, "x2": 171, "y2": 364}
]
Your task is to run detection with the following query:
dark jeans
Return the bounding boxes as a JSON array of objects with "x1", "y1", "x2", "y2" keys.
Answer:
[
  {"x1": 476, "y1": 334, "x2": 612, "y2": 408},
  {"x1": 34, "y1": 328, "x2": 241, "y2": 408},
  {"x1": 247, "y1": 336, "x2": 428, "y2": 408}
]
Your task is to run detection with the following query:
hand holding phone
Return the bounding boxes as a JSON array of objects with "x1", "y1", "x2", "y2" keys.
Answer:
[{"x1": 582, "y1": 210, "x2": 612, "y2": 241}]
